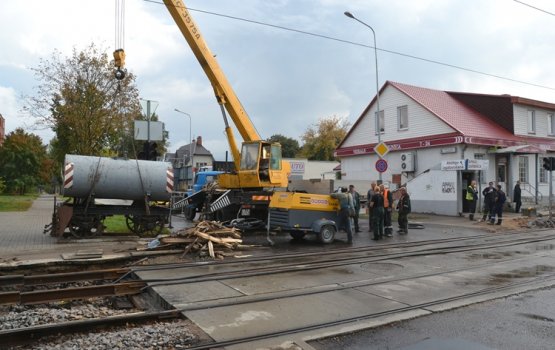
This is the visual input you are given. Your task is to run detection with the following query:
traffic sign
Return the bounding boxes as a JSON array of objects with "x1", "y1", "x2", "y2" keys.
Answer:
[
  {"x1": 375, "y1": 159, "x2": 388, "y2": 173},
  {"x1": 374, "y1": 142, "x2": 389, "y2": 158}
]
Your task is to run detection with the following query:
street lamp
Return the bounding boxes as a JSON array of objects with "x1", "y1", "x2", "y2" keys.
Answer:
[
  {"x1": 174, "y1": 109, "x2": 193, "y2": 187},
  {"x1": 344, "y1": 11, "x2": 382, "y2": 182}
]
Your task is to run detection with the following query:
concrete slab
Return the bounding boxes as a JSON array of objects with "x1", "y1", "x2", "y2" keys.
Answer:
[
  {"x1": 222, "y1": 263, "x2": 381, "y2": 295},
  {"x1": 184, "y1": 288, "x2": 408, "y2": 342},
  {"x1": 224, "y1": 309, "x2": 431, "y2": 350},
  {"x1": 355, "y1": 254, "x2": 555, "y2": 307},
  {"x1": 152, "y1": 280, "x2": 244, "y2": 306}
]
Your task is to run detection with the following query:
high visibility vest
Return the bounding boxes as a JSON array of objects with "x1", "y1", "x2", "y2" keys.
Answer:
[
  {"x1": 383, "y1": 189, "x2": 390, "y2": 208},
  {"x1": 466, "y1": 186, "x2": 475, "y2": 201}
]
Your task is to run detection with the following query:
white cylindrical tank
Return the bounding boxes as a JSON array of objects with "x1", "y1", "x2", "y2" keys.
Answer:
[{"x1": 62, "y1": 154, "x2": 173, "y2": 201}]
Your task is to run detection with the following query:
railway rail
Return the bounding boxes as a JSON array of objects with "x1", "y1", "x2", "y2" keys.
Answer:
[
  {"x1": 132, "y1": 231, "x2": 555, "y2": 287},
  {"x1": 182, "y1": 273, "x2": 555, "y2": 350},
  {"x1": 0, "y1": 268, "x2": 143, "y2": 306},
  {"x1": 2, "y1": 230, "x2": 554, "y2": 348}
]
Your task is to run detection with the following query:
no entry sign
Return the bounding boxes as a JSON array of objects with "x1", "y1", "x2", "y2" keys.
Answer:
[{"x1": 375, "y1": 159, "x2": 388, "y2": 173}]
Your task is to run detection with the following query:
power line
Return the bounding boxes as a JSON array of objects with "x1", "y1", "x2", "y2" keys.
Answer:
[
  {"x1": 145, "y1": 0, "x2": 555, "y2": 91},
  {"x1": 513, "y1": 0, "x2": 555, "y2": 17}
]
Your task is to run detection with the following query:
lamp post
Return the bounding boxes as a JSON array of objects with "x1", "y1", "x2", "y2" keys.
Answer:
[
  {"x1": 344, "y1": 11, "x2": 382, "y2": 182},
  {"x1": 174, "y1": 109, "x2": 193, "y2": 187}
]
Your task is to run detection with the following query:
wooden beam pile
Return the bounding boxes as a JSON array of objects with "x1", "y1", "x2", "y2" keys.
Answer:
[{"x1": 162, "y1": 221, "x2": 243, "y2": 259}]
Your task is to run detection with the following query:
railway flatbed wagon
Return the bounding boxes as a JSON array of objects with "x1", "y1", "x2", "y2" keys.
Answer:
[{"x1": 44, "y1": 154, "x2": 174, "y2": 238}]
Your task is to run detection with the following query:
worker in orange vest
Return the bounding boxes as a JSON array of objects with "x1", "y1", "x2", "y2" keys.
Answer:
[{"x1": 380, "y1": 184, "x2": 393, "y2": 237}]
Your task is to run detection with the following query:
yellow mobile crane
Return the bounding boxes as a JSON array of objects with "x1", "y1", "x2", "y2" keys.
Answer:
[
  {"x1": 163, "y1": 1, "x2": 342, "y2": 242},
  {"x1": 164, "y1": 0, "x2": 290, "y2": 189},
  {"x1": 162, "y1": 0, "x2": 293, "y2": 224}
]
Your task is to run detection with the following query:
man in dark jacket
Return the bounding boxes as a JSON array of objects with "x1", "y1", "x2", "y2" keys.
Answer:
[
  {"x1": 482, "y1": 182, "x2": 497, "y2": 222},
  {"x1": 349, "y1": 185, "x2": 361, "y2": 233},
  {"x1": 397, "y1": 187, "x2": 411, "y2": 234},
  {"x1": 492, "y1": 184, "x2": 506, "y2": 225},
  {"x1": 331, "y1": 187, "x2": 353, "y2": 243},
  {"x1": 369, "y1": 185, "x2": 384, "y2": 240},
  {"x1": 513, "y1": 181, "x2": 522, "y2": 214},
  {"x1": 367, "y1": 182, "x2": 376, "y2": 232}
]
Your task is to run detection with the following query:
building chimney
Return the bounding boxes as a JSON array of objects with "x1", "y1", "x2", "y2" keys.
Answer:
[{"x1": 196, "y1": 136, "x2": 202, "y2": 146}]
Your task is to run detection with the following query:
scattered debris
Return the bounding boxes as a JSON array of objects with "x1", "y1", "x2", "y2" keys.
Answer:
[{"x1": 144, "y1": 221, "x2": 250, "y2": 259}]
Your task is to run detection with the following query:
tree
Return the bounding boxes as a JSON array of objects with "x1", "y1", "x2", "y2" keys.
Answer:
[
  {"x1": 0, "y1": 128, "x2": 52, "y2": 194},
  {"x1": 299, "y1": 115, "x2": 350, "y2": 161},
  {"x1": 267, "y1": 134, "x2": 300, "y2": 158},
  {"x1": 24, "y1": 43, "x2": 142, "y2": 165}
]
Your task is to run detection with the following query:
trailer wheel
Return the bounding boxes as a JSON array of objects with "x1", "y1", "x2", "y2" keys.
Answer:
[
  {"x1": 290, "y1": 232, "x2": 306, "y2": 240},
  {"x1": 318, "y1": 225, "x2": 336, "y2": 244}
]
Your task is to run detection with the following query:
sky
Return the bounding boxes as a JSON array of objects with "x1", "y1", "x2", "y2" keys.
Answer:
[{"x1": 1, "y1": 0, "x2": 555, "y2": 160}]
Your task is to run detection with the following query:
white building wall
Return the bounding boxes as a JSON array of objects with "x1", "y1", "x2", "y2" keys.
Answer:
[
  {"x1": 284, "y1": 158, "x2": 339, "y2": 180},
  {"x1": 406, "y1": 170, "x2": 459, "y2": 215},
  {"x1": 342, "y1": 85, "x2": 456, "y2": 148},
  {"x1": 513, "y1": 104, "x2": 555, "y2": 138},
  {"x1": 194, "y1": 155, "x2": 213, "y2": 169},
  {"x1": 342, "y1": 145, "x2": 494, "y2": 185}
]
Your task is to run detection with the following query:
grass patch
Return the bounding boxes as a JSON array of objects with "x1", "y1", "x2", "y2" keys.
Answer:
[
  {"x1": 0, "y1": 194, "x2": 39, "y2": 212},
  {"x1": 103, "y1": 215, "x2": 133, "y2": 234},
  {"x1": 103, "y1": 215, "x2": 170, "y2": 236}
]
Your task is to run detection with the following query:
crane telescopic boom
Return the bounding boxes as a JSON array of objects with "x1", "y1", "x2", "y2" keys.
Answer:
[{"x1": 163, "y1": 0, "x2": 290, "y2": 189}]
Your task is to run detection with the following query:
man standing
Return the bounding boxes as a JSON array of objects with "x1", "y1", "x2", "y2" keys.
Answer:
[
  {"x1": 330, "y1": 187, "x2": 353, "y2": 243},
  {"x1": 492, "y1": 184, "x2": 506, "y2": 225},
  {"x1": 482, "y1": 182, "x2": 497, "y2": 222},
  {"x1": 381, "y1": 184, "x2": 393, "y2": 237},
  {"x1": 369, "y1": 185, "x2": 384, "y2": 240},
  {"x1": 513, "y1": 181, "x2": 522, "y2": 214},
  {"x1": 367, "y1": 182, "x2": 376, "y2": 232},
  {"x1": 397, "y1": 187, "x2": 411, "y2": 234},
  {"x1": 466, "y1": 180, "x2": 478, "y2": 221},
  {"x1": 349, "y1": 185, "x2": 361, "y2": 233}
]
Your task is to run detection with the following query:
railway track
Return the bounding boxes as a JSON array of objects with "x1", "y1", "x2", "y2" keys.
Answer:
[
  {"x1": 2, "y1": 230, "x2": 554, "y2": 348},
  {"x1": 0, "y1": 268, "x2": 184, "y2": 348},
  {"x1": 182, "y1": 273, "x2": 555, "y2": 350},
  {"x1": 131, "y1": 230, "x2": 555, "y2": 349},
  {"x1": 0, "y1": 268, "x2": 142, "y2": 305},
  {"x1": 132, "y1": 231, "x2": 555, "y2": 287}
]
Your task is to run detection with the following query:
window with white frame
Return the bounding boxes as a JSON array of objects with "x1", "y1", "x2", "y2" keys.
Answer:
[
  {"x1": 518, "y1": 156, "x2": 529, "y2": 183},
  {"x1": 540, "y1": 157, "x2": 548, "y2": 183},
  {"x1": 549, "y1": 114, "x2": 555, "y2": 136},
  {"x1": 397, "y1": 105, "x2": 408, "y2": 130},
  {"x1": 375, "y1": 110, "x2": 384, "y2": 134},
  {"x1": 527, "y1": 110, "x2": 536, "y2": 134}
]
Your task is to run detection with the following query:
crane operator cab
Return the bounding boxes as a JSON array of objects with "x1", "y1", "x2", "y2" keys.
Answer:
[{"x1": 238, "y1": 141, "x2": 290, "y2": 189}]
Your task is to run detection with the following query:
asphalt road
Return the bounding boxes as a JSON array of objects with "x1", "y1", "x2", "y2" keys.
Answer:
[{"x1": 310, "y1": 285, "x2": 555, "y2": 350}]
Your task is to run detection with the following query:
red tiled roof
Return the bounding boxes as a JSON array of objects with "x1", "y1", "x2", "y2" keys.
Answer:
[{"x1": 388, "y1": 81, "x2": 520, "y2": 141}]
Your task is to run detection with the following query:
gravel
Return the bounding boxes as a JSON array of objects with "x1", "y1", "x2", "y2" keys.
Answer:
[
  {"x1": 0, "y1": 298, "x2": 137, "y2": 330},
  {"x1": 9, "y1": 319, "x2": 197, "y2": 350},
  {"x1": 1, "y1": 298, "x2": 199, "y2": 349}
]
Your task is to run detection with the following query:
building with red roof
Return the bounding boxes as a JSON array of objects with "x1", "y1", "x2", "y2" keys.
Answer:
[{"x1": 335, "y1": 81, "x2": 555, "y2": 215}]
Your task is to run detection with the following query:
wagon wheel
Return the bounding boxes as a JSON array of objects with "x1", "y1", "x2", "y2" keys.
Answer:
[
  {"x1": 126, "y1": 215, "x2": 164, "y2": 237},
  {"x1": 125, "y1": 215, "x2": 140, "y2": 233},
  {"x1": 68, "y1": 215, "x2": 104, "y2": 239}
]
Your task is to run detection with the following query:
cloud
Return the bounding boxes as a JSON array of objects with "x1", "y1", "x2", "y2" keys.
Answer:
[{"x1": 2, "y1": 0, "x2": 555, "y2": 161}]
